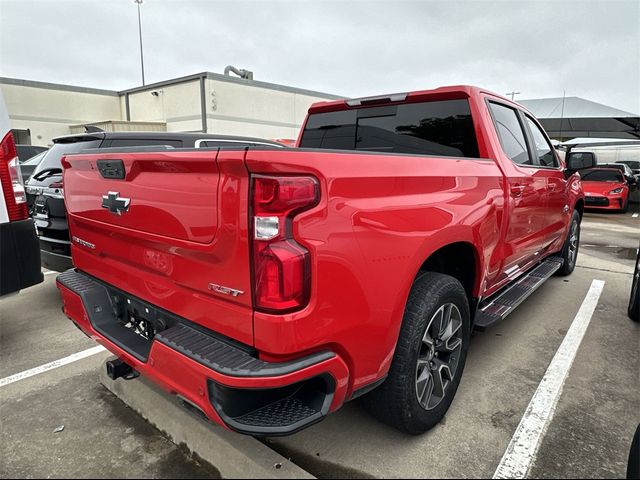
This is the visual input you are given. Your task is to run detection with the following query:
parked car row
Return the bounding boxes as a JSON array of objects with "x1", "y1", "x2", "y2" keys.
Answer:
[{"x1": 561, "y1": 151, "x2": 639, "y2": 213}]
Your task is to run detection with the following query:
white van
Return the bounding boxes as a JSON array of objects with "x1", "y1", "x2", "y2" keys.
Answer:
[{"x1": 0, "y1": 92, "x2": 43, "y2": 296}]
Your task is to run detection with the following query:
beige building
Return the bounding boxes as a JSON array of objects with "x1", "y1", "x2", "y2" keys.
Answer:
[{"x1": 0, "y1": 72, "x2": 341, "y2": 146}]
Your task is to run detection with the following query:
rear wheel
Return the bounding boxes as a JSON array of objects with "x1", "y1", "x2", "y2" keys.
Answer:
[
  {"x1": 362, "y1": 272, "x2": 470, "y2": 434},
  {"x1": 556, "y1": 210, "x2": 581, "y2": 276}
]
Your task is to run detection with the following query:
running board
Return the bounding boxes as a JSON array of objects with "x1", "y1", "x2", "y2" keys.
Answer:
[{"x1": 474, "y1": 257, "x2": 564, "y2": 331}]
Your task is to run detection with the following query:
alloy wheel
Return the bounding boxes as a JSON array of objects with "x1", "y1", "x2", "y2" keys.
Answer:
[{"x1": 415, "y1": 303, "x2": 463, "y2": 411}]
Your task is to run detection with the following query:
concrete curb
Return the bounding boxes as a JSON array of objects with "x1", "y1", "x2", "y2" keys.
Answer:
[{"x1": 100, "y1": 364, "x2": 315, "y2": 479}]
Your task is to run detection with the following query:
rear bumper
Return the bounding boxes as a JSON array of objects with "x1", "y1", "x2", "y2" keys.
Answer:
[
  {"x1": 0, "y1": 218, "x2": 43, "y2": 296},
  {"x1": 56, "y1": 269, "x2": 349, "y2": 436},
  {"x1": 41, "y1": 248, "x2": 73, "y2": 272}
]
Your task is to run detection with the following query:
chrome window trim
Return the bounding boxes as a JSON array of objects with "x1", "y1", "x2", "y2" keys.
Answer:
[{"x1": 194, "y1": 139, "x2": 284, "y2": 148}]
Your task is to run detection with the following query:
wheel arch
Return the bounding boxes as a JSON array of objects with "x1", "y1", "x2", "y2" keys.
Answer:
[{"x1": 416, "y1": 241, "x2": 481, "y2": 307}]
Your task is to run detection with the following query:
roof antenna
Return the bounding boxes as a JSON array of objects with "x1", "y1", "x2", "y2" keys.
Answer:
[{"x1": 558, "y1": 90, "x2": 566, "y2": 140}]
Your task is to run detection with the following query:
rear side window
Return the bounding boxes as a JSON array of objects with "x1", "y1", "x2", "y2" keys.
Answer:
[
  {"x1": 525, "y1": 116, "x2": 558, "y2": 167},
  {"x1": 488, "y1": 102, "x2": 531, "y2": 165},
  {"x1": 300, "y1": 99, "x2": 480, "y2": 158}
]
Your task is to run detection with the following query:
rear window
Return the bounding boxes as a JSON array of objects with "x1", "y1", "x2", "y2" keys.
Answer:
[
  {"x1": 581, "y1": 170, "x2": 624, "y2": 182},
  {"x1": 299, "y1": 99, "x2": 480, "y2": 158},
  {"x1": 32, "y1": 139, "x2": 102, "y2": 176}
]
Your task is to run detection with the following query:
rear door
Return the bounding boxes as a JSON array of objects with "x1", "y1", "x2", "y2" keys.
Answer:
[
  {"x1": 487, "y1": 101, "x2": 548, "y2": 283},
  {"x1": 62, "y1": 148, "x2": 255, "y2": 345}
]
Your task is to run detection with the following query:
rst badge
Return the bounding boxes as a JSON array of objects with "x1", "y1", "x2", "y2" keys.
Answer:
[
  {"x1": 101, "y1": 191, "x2": 130, "y2": 215},
  {"x1": 208, "y1": 283, "x2": 244, "y2": 297}
]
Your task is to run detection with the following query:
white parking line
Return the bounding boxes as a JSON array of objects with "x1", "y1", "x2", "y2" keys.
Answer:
[
  {"x1": 493, "y1": 279, "x2": 605, "y2": 479},
  {"x1": 43, "y1": 270, "x2": 57, "y2": 276},
  {"x1": 0, "y1": 346, "x2": 106, "y2": 388}
]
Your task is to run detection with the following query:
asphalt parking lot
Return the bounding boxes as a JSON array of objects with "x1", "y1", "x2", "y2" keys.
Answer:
[{"x1": 1, "y1": 208, "x2": 638, "y2": 479}]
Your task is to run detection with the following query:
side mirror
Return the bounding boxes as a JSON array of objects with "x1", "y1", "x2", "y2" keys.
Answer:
[{"x1": 566, "y1": 151, "x2": 597, "y2": 171}]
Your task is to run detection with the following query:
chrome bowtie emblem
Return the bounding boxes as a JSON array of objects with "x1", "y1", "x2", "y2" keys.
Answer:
[{"x1": 101, "y1": 191, "x2": 130, "y2": 215}]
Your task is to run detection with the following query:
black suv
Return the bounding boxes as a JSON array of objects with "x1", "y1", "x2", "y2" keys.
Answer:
[{"x1": 26, "y1": 131, "x2": 283, "y2": 272}]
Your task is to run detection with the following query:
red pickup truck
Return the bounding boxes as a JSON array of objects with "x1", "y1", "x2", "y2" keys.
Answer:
[{"x1": 57, "y1": 86, "x2": 590, "y2": 436}]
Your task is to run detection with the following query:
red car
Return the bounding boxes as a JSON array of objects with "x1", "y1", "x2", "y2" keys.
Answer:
[
  {"x1": 57, "y1": 86, "x2": 588, "y2": 436},
  {"x1": 581, "y1": 168, "x2": 630, "y2": 212}
]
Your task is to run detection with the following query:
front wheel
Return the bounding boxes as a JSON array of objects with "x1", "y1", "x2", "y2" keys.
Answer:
[
  {"x1": 362, "y1": 272, "x2": 470, "y2": 434},
  {"x1": 556, "y1": 210, "x2": 581, "y2": 276}
]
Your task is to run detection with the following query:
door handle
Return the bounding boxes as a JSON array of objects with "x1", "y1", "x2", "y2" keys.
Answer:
[{"x1": 510, "y1": 185, "x2": 526, "y2": 197}]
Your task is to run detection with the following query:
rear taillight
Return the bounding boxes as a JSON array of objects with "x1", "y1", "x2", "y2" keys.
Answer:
[
  {"x1": 0, "y1": 131, "x2": 28, "y2": 221},
  {"x1": 251, "y1": 175, "x2": 319, "y2": 312}
]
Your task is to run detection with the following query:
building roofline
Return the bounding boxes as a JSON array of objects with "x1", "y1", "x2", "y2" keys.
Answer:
[
  {"x1": 1, "y1": 72, "x2": 344, "y2": 100},
  {"x1": 119, "y1": 71, "x2": 344, "y2": 100},
  {"x1": 0, "y1": 77, "x2": 119, "y2": 96}
]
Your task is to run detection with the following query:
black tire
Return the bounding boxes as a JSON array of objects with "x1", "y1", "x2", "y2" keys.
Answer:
[
  {"x1": 629, "y1": 249, "x2": 639, "y2": 322},
  {"x1": 622, "y1": 198, "x2": 630, "y2": 213},
  {"x1": 627, "y1": 424, "x2": 640, "y2": 479},
  {"x1": 556, "y1": 210, "x2": 581, "y2": 276},
  {"x1": 362, "y1": 272, "x2": 470, "y2": 434}
]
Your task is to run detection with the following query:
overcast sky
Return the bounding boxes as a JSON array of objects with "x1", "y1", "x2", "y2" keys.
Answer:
[{"x1": 1, "y1": 0, "x2": 639, "y2": 113}]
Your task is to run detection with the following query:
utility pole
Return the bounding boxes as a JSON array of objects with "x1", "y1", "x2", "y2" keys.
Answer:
[
  {"x1": 134, "y1": 0, "x2": 145, "y2": 86},
  {"x1": 505, "y1": 91, "x2": 520, "y2": 101},
  {"x1": 559, "y1": 90, "x2": 566, "y2": 141}
]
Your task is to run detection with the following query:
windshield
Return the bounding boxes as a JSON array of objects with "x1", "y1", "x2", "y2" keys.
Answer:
[
  {"x1": 300, "y1": 99, "x2": 480, "y2": 158},
  {"x1": 581, "y1": 170, "x2": 624, "y2": 182},
  {"x1": 31, "y1": 139, "x2": 102, "y2": 176}
]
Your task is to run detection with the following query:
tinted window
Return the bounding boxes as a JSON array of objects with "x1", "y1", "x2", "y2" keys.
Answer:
[
  {"x1": 300, "y1": 99, "x2": 480, "y2": 158},
  {"x1": 108, "y1": 138, "x2": 183, "y2": 148},
  {"x1": 525, "y1": 116, "x2": 558, "y2": 167},
  {"x1": 488, "y1": 102, "x2": 531, "y2": 165},
  {"x1": 31, "y1": 139, "x2": 102, "y2": 176},
  {"x1": 581, "y1": 170, "x2": 624, "y2": 182}
]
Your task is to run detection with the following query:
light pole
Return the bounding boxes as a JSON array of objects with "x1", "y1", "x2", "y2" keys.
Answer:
[
  {"x1": 134, "y1": 0, "x2": 145, "y2": 86},
  {"x1": 505, "y1": 91, "x2": 520, "y2": 101}
]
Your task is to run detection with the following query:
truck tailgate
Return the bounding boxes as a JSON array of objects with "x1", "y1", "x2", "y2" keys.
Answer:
[{"x1": 62, "y1": 149, "x2": 254, "y2": 346}]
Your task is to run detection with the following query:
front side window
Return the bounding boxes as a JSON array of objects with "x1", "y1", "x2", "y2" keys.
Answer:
[
  {"x1": 525, "y1": 116, "x2": 558, "y2": 167},
  {"x1": 488, "y1": 102, "x2": 531, "y2": 165}
]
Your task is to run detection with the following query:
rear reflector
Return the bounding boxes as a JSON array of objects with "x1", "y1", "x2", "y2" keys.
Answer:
[{"x1": 251, "y1": 175, "x2": 319, "y2": 313}]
